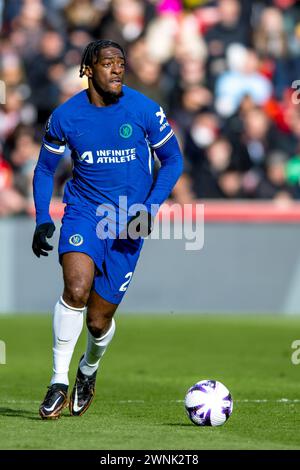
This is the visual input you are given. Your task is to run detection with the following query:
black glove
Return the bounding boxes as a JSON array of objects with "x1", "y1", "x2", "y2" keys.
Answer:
[
  {"x1": 32, "y1": 222, "x2": 56, "y2": 258},
  {"x1": 127, "y1": 210, "x2": 154, "y2": 239}
]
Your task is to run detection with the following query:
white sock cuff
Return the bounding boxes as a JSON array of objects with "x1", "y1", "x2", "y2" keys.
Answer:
[
  {"x1": 60, "y1": 296, "x2": 86, "y2": 312},
  {"x1": 100, "y1": 318, "x2": 116, "y2": 341},
  {"x1": 91, "y1": 318, "x2": 116, "y2": 345}
]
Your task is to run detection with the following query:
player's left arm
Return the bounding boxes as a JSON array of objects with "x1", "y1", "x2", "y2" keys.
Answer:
[
  {"x1": 127, "y1": 134, "x2": 183, "y2": 238},
  {"x1": 144, "y1": 134, "x2": 183, "y2": 215},
  {"x1": 32, "y1": 111, "x2": 66, "y2": 257},
  {"x1": 126, "y1": 98, "x2": 183, "y2": 238},
  {"x1": 142, "y1": 101, "x2": 183, "y2": 216}
]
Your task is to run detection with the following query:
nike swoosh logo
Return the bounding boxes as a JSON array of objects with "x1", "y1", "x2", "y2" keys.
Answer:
[
  {"x1": 44, "y1": 396, "x2": 61, "y2": 412},
  {"x1": 73, "y1": 386, "x2": 83, "y2": 413}
]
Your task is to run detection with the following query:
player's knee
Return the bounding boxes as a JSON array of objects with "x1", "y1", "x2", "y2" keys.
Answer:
[
  {"x1": 86, "y1": 318, "x2": 104, "y2": 338},
  {"x1": 86, "y1": 315, "x2": 113, "y2": 338},
  {"x1": 63, "y1": 283, "x2": 90, "y2": 308}
]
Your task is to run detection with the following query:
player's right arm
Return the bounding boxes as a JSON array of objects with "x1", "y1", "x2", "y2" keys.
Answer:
[{"x1": 32, "y1": 111, "x2": 66, "y2": 257}]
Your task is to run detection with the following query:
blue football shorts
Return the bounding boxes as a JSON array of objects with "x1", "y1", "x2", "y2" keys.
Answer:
[{"x1": 58, "y1": 203, "x2": 143, "y2": 304}]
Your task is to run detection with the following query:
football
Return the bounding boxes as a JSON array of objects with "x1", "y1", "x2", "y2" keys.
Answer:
[{"x1": 184, "y1": 379, "x2": 233, "y2": 427}]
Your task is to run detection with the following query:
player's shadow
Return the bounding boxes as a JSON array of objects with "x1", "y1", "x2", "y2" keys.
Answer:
[{"x1": 0, "y1": 407, "x2": 41, "y2": 420}]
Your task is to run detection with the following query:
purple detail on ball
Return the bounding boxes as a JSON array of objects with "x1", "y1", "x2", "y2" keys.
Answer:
[
  {"x1": 221, "y1": 393, "x2": 233, "y2": 419},
  {"x1": 187, "y1": 403, "x2": 205, "y2": 413},
  {"x1": 190, "y1": 384, "x2": 208, "y2": 393},
  {"x1": 206, "y1": 380, "x2": 217, "y2": 389},
  {"x1": 222, "y1": 406, "x2": 231, "y2": 419},
  {"x1": 223, "y1": 393, "x2": 231, "y2": 400},
  {"x1": 189, "y1": 381, "x2": 216, "y2": 394},
  {"x1": 187, "y1": 404, "x2": 212, "y2": 426},
  {"x1": 202, "y1": 408, "x2": 212, "y2": 426}
]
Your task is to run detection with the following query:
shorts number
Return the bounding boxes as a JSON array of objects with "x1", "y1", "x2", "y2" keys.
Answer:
[{"x1": 119, "y1": 272, "x2": 133, "y2": 292}]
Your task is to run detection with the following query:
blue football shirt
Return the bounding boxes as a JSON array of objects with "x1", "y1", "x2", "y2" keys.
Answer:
[{"x1": 44, "y1": 85, "x2": 175, "y2": 211}]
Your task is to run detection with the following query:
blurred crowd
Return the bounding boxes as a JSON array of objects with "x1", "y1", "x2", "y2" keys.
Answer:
[{"x1": 1, "y1": 0, "x2": 300, "y2": 217}]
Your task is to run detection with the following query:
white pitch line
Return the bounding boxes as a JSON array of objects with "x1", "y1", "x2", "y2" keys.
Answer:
[
  {"x1": 0, "y1": 400, "x2": 40, "y2": 404},
  {"x1": 1, "y1": 398, "x2": 300, "y2": 405},
  {"x1": 173, "y1": 399, "x2": 300, "y2": 404},
  {"x1": 238, "y1": 398, "x2": 300, "y2": 403}
]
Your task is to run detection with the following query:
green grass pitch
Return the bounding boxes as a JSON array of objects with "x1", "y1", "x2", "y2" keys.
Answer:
[{"x1": 0, "y1": 313, "x2": 300, "y2": 450}]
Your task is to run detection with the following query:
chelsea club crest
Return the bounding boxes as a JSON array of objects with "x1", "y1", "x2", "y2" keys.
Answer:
[
  {"x1": 119, "y1": 123, "x2": 133, "y2": 139},
  {"x1": 69, "y1": 234, "x2": 84, "y2": 246}
]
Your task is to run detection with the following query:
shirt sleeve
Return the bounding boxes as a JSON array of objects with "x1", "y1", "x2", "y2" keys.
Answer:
[
  {"x1": 33, "y1": 110, "x2": 66, "y2": 225},
  {"x1": 143, "y1": 99, "x2": 174, "y2": 150},
  {"x1": 144, "y1": 134, "x2": 183, "y2": 216},
  {"x1": 43, "y1": 110, "x2": 66, "y2": 154}
]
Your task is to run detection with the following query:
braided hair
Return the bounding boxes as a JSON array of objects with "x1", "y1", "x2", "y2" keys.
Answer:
[{"x1": 79, "y1": 40, "x2": 125, "y2": 78}]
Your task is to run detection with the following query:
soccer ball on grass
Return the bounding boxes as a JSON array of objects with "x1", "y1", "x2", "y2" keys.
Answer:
[{"x1": 184, "y1": 379, "x2": 233, "y2": 427}]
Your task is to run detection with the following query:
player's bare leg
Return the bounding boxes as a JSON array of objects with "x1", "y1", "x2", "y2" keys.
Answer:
[
  {"x1": 86, "y1": 289, "x2": 118, "y2": 337},
  {"x1": 39, "y1": 252, "x2": 95, "y2": 420},
  {"x1": 69, "y1": 290, "x2": 118, "y2": 416},
  {"x1": 62, "y1": 252, "x2": 95, "y2": 308}
]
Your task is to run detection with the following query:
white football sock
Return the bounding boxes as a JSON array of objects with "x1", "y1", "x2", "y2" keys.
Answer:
[
  {"x1": 80, "y1": 318, "x2": 116, "y2": 376},
  {"x1": 50, "y1": 297, "x2": 85, "y2": 386}
]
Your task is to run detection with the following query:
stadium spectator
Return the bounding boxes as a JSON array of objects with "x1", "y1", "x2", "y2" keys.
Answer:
[
  {"x1": 204, "y1": 0, "x2": 251, "y2": 87},
  {"x1": 255, "y1": 150, "x2": 297, "y2": 200},
  {"x1": 0, "y1": 151, "x2": 27, "y2": 216},
  {"x1": 97, "y1": 0, "x2": 152, "y2": 49},
  {"x1": 9, "y1": 125, "x2": 39, "y2": 198},
  {"x1": 63, "y1": 0, "x2": 104, "y2": 33},
  {"x1": 215, "y1": 46, "x2": 273, "y2": 118},
  {"x1": 24, "y1": 29, "x2": 66, "y2": 123},
  {"x1": 240, "y1": 107, "x2": 290, "y2": 166},
  {"x1": 253, "y1": 6, "x2": 288, "y2": 58},
  {"x1": 7, "y1": 0, "x2": 46, "y2": 60},
  {"x1": 125, "y1": 38, "x2": 168, "y2": 106}
]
